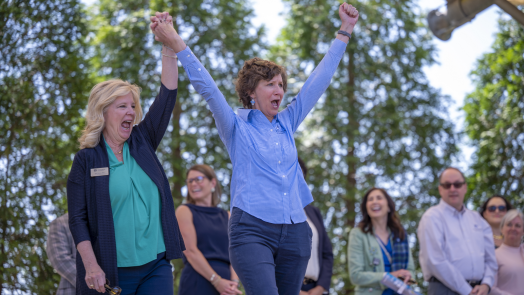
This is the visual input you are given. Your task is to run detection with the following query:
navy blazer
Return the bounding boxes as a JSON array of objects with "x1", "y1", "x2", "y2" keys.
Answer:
[
  {"x1": 67, "y1": 84, "x2": 185, "y2": 294},
  {"x1": 304, "y1": 204, "x2": 334, "y2": 291}
]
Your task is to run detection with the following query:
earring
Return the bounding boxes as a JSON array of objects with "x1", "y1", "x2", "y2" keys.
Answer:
[
  {"x1": 211, "y1": 187, "x2": 215, "y2": 193},
  {"x1": 250, "y1": 99, "x2": 255, "y2": 105}
]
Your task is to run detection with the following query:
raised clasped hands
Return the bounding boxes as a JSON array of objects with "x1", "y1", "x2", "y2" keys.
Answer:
[
  {"x1": 150, "y1": 11, "x2": 186, "y2": 52},
  {"x1": 339, "y1": 2, "x2": 359, "y2": 33}
]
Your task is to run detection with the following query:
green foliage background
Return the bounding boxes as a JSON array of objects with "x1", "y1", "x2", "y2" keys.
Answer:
[
  {"x1": 1, "y1": 0, "x2": 523, "y2": 293},
  {"x1": 463, "y1": 14, "x2": 524, "y2": 211},
  {"x1": 1, "y1": 0, "x2": 92, "y2": 293}
]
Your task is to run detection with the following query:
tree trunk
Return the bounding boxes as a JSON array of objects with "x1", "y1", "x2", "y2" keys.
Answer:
[{"x1": 345, "y1": 49, "x2": 357, "y2": 229}]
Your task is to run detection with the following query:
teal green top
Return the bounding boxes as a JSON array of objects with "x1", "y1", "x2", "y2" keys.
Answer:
[{"x1": 105, "y1": 138, "x2": 166, "y2": 267}]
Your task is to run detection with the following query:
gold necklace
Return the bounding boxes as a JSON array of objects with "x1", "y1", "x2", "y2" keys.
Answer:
[
  {"x1": 493, "y1": 234, "x2": 503, "y2": 240},
  {"x1": 109, "y1": 145, "x2": 123, "y2": 155}
]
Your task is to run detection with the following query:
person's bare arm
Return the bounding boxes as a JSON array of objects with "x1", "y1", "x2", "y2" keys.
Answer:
[
  {"x1": 77, "y1": 241, "x2": 105, "y2": 293},
  {"x1": 150, "y1": 12, "x2": 179, "y2": 90},
  {"x1": 176, "y1": 206, "x2": 241, "y2": 294}
]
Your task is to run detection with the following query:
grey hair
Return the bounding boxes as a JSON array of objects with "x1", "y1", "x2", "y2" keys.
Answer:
[{"x1": 500, "y1": 209, "x2": 524, "y2": 231}]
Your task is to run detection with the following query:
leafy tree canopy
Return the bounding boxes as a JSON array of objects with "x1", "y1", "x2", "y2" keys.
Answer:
[
  {"x1": 464, "y1": 14, "x2": 524, "y2": 210},
  {"x1": 0, "y1": 0, "x2": 92, "y2": 293}
]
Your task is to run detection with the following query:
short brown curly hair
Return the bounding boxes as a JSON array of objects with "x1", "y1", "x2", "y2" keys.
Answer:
[{"x1": 235, "y1": 57, "x2": 287, "y2": 109}]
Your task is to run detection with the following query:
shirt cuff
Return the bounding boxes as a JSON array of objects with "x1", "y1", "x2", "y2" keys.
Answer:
[
  {"x1": 458, "y1": 284, "x2": 473, "y2": 295},
  {"x1": 331, "y1": 38, "x2": 348, "y2": 58},
  {"x1": 481, "y1": 277, "x2": 493, "y2": 289},
  {"x1": 176, "y1": 46, "x2": 198, "y2": 66}
]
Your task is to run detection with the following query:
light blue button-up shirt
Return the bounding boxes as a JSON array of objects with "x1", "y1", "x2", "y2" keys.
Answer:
[{"x1": 177, "y1": 39, "x2": 347, "y2": 224}]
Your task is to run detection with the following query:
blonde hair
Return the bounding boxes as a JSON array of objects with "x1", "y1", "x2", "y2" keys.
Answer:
[
  {"x1": 186, "y1": 164, "x2": 221, "y2": 207},
  {"x1": 500, "y1": 209, "x2": 524, "y2": 231},
  {"x1": 79, "y1": 79, "x2": 142, "y2": 149}
]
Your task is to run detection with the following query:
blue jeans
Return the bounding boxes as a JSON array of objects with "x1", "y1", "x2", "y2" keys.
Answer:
[
  {"x1": 229, "y1": 207, "x2": 312, "y2": 295},
  {"x1": 117, "y1": 252, "x2": 173, "y2": 295}
]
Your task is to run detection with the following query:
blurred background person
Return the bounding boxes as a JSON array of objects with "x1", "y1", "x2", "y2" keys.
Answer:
[
  {"x1": 491, "y1": 209, "x2": 524, "y2": 295},
  {"x1": 176, "y1": 164, "x2": 241, "y2": 295},
  {"x1": 418, "y1": 167, "x2": 496, "y2": 295},
  {"x1": 298, "y1": 158, "x2": 333, "y2": 295},
  {"x1": 348, "y1": 188, "x2": 415, "y2": 295},
  {"x1": 480, "y1": 195, "x2": 513, "y2": 248},
  {"x1": 67, "y1": 14, "x2": 184, "y2": 294},
  {"x1": 46, "y1": 213, "x2": 76, "y2": 295}
]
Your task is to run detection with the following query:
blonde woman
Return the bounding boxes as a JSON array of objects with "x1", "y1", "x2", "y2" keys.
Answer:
[
  {"x1": 492, "y1": 209, "x2": 524, "y2": 295},
  {"x1": 67, "y1": 13, "x2": 184, "y2": 295}
]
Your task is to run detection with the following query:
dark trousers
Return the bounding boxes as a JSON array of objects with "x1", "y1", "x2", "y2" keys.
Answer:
[
  {"x1": 229, "y1": 208, "x2": 312, "y2": 295},
  {"x1": 178, "y1": 260, "x2": 230, "y2": 295},
  {"x1": 117, "y1": 252, "x2": 173, "y2": 295},
  {"x1": 301, "y1": 281, "x2": 317, "y2": 292},
  {"x1": 428, "y1": 280, "x2": 460, "y2": 295}
]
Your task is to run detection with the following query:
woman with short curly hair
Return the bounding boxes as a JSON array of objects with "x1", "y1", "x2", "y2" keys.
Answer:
[
  {"x1": 151, "y1": 4, "x2": 359, "y2": 294},
  {"x1": 235, "y1": 58, "x2": 288, "y2": 109}
]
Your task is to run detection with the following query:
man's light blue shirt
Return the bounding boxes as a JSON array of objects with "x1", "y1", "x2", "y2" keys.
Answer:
[{"x1": 177, "y1": 39, "x2": 347, "y2": 224}]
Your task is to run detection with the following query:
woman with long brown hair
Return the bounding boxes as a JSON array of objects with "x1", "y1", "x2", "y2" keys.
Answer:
[
  {"x1": 479, "y1": 195, "x2": 513, "y2": 248},
  {"x1": 348, "y1": 188, "x2": 415, "y2": 295}
]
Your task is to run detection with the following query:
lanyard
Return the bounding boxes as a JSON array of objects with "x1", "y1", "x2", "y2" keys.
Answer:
[{"x1": 375, "y1": 235, "x2": 392, "y2": 265}]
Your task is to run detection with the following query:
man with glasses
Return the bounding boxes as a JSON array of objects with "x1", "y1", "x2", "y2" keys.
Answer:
[{"x1": 417, "y1": 167, "x2": 497, "y2": 295}]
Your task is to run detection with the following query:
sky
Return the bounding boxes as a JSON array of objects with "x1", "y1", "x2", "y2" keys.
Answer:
[{"x1": 251, "y1": 0, "x2": 502, "y2": 172}]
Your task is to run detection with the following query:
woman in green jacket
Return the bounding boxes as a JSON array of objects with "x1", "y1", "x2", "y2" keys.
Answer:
[{"x1": 348, "y1": 188, "x2": 415, "y2": 295}]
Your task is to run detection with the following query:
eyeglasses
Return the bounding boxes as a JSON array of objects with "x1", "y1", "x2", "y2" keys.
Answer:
[
  {"x1": 187, "y1": 176, "x2": 206, "y2": 185},
  {"x1": 439, "y1": 182, "x2": 466, "y2": 189},
  {"x1": 487, "y1": 205, "x2": 507, "y2": 213},
  {"x1": 105, "y1": 279, "x2": 121, "y2": 295}
]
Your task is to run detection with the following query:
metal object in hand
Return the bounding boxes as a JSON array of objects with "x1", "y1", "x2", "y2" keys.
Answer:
[{"x1": 105, "y1": 279, "x2": 122, "y2": 295}]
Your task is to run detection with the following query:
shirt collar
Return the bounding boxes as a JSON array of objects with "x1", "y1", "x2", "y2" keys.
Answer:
[
  {"x1": 438, "y1": 199, "x2": 466, "y2": 215},
  {"x1": 237, "y1": 108, "x2": 278, "y2": 124},
  {"x1": 237, "y1": 108, "x2": 252, "y2": 122}
]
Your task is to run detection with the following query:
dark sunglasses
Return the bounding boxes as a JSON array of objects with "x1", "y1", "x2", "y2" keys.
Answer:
[
  {"x1": 187, "y1": 176, "x2": 206, "y2": 184},
  {"x1": 487, "y1": 205, "x2": 507, "y2": 213},
  {"x1": 439, "y1": 182, "x2": 466, "y2": 189}
]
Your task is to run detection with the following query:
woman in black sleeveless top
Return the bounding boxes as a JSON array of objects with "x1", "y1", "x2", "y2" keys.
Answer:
[{"x1": 176, "y1": 164, "x2": 242, "y2": 295}]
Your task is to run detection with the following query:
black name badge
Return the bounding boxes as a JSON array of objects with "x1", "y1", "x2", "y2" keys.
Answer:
[{"x1": 91, "y1": 167, "x2": 109, "y2": 177}]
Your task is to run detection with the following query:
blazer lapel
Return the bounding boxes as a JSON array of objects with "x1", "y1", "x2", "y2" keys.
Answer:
[{"x1": 93, "y1": 136, "x2": 118, "y2": 281}]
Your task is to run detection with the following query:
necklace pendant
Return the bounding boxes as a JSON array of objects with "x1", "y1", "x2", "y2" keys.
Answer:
[{"x1": 118, "y1": 150, "x2": 122, "y2": 154}]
